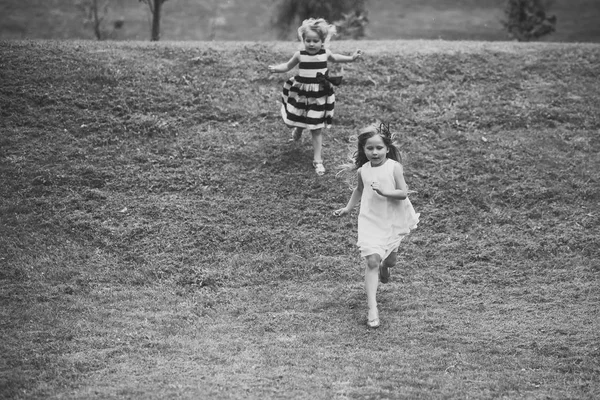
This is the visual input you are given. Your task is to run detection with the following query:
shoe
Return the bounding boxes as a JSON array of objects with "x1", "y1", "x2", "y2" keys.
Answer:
[
  {"x1": 367, "y1": 317, "x2": 380, "y2": 329},
  {"x1": 289, "y1": 128, "x2": 302, "y2": 142},
  {"x1": 312, "y1": 160, "x2": 325, "y2": 176},
  {"x1": 379, "y1": 263, "x2": 390, "y2": 284},
  {"x1": 367, "y1": 309, "x2": 380, "y2": 329}
]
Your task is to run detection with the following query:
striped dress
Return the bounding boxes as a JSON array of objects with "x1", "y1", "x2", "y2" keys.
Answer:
[{"x1": 280, "y1": 49, "x2": 335, "y2": 130}]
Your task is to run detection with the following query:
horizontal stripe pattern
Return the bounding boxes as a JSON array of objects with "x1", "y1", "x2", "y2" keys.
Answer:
[
  {"x1": 281, "y1": 108, "x2": 333, "y2": 127},
  {"x1": 283, "y1": 84, "x2": 332, "y2": 99},
  {"x1": 286, "y1": 96, "x2": 334, "y2": 112},
  {"x1": 297, "y1": 49, "x2": 328, "y2": 78},
  {"x1": 298, "y1": 61, "x2": 327, "y2": 70},
  {"x1": 279, "y1": 48, "x2": 334, "y2": 130}
]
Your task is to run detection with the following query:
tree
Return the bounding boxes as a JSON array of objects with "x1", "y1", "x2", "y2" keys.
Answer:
[
  {"x1": 272, "y1": 0, "x2": 367, "y2": 40},
  {"x1": 502, "y1": 0, "x2": 557, "y2": 41},
  {"x1": 77, "y1": 0, "x2": 117, "y2": 40},
  {"x1": 139, "y1": 0, "x2": 170, "y2": 41}
]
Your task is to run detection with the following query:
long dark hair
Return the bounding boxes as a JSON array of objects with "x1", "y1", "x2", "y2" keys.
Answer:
[{"x1": 354, "y1": 121, "x2": 402, "y2": 168}]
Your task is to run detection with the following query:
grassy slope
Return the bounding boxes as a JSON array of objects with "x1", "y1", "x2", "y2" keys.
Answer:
[
  {"x1": 1, "y1": 0, "x2": 600, "y2": 42},
  {"x1": 1, "y1": 39, "x2": 599, "y2": 399}
]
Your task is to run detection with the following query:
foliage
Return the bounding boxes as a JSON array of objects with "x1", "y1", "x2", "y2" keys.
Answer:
[
  {"x1": 272, "y1": 0, "x2": 367, "y2": 39},
  {"x1": 1, "y1": 40, "x2": 599, "y2": 399},
  {"x1": 77, "y1": 0, "x2": 119, "y2": 40},
  {"x1": 3, "y1": 0, "x2": 600, "y2": 42},
  {"x1": 333, "y1": 10, "x2": 369, "y2": 40},
  {"x1": 502, "y1": 0, "x2": 557, "y2": 41}
]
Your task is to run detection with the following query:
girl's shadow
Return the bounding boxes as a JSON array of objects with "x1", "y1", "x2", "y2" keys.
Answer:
[{"x1": 263, "y1": 141, "x2": 315, "y2": 174}]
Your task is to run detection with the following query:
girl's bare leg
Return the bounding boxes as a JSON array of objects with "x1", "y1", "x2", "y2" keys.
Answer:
[
  {"x1": 311, "y1": 129, "x2": 323, "y2": 163},
  {"x1": 311, "y1": 129, "x2": 325, "y2": 175},
  {"x1": 380, "y1": 252, "x2": 397, "y2": 283},
  {"x1": 365, "y1": 254, "x2": 381, "y2": 319},
  {"x1": 291, "y1": 127, "x2": 303, "y2": 141}
]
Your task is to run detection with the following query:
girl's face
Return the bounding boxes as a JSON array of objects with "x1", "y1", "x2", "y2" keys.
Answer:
[
  {"x1": 363, "y1": 135, "x2": 389, "y2": 167},
  {"x1": 303, "y1": 30, "x2": 323, "y2": 54}
]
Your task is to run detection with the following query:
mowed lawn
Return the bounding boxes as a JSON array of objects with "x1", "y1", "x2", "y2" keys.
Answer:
[{"x1": 1, "y1": 40, "x2": 599, "y2": 399}]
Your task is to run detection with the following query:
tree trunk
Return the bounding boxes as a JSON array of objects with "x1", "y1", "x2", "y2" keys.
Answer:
[
  {"x1": 92, "y1": 0, "x2": 102, "y2": 40},
  {"x1": 151, "y1": 0, "x2": 162, "y2": 41}
]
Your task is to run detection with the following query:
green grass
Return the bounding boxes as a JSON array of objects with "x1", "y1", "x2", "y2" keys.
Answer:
[
  {"x1": 1, "y1": 0, "x2": 600, "y2": 42},
  {"x1": 1, "y1": 39, "x2": 600, "y2": 399}
]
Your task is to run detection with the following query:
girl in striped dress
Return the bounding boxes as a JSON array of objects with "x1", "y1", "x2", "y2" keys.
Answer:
[{"x1": 268, "y1": 18, "x2": 362, "y2": 175}]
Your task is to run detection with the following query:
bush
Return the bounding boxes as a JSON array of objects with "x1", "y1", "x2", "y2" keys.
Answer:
[
  {"x1": 272, "y1": 0, "x2": 367, "y2": 39},
  {"x1": 502, "y1": 0, "x2": 557, "y2": 41},
  {"x1": 333, "y1": 10, "x2": 369, "y2": 40}
]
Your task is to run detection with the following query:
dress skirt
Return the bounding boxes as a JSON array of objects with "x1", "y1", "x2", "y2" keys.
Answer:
[
  {"x1": 281, "y1": 76, "x2": 335, "y2": 130},
  {"x1": 357, "y1": 160, "x2": 420, "y2": 259}
]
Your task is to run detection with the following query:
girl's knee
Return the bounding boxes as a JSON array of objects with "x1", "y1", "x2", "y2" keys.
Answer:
[{"x1": 365, "y1": 256, "x2": 380, "y2": 270}]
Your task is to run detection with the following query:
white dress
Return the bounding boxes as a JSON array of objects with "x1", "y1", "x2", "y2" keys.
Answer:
[{"x1": 357, "y1": 159, "x2": 420, "y2": 259}]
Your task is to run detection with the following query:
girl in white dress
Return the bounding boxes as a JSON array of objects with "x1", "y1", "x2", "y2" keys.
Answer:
[{"x1": 334, "y1": 122, "x2": 419, "y2": 328}]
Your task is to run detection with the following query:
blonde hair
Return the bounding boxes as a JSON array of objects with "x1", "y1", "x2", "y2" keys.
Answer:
[{"x1": 297, "y1": 18, "x2": 336, "y2": 48}]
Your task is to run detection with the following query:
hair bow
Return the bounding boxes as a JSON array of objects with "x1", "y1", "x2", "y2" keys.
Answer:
[
  {"x1": 316, "y1": 72, "x2": 343, "y2": 95},
  {"x1": 378, "y1": 122, "x2": 392, "y2": 138}
]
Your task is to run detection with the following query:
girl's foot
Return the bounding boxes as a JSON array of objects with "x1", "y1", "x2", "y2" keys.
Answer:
[
  {"x1": 367, "y1": 308, "x2": 380, "y2": 329},
  {"x1": 290, "y1": 128, "x2": 302, "y2": 142},
  {"x1": 312, "y1": 160, "x2": 325, "y2": 176}
]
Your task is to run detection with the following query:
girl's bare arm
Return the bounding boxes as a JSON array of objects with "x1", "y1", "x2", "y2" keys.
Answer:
[
  {"x1": 328, "y1": 49, "x2": 362, "y2": 63},
  {"x1": 334, "y1": 170, "x2": 364, "y2": 215},
  {"x1": 268, "y1": 52, "x2": 301, "y2": 73}
]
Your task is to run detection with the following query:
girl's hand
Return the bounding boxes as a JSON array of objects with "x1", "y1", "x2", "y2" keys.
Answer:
[
  {"x1": 352, "y1": 49, "x2": 362, "y2": 61},
  {"x1": 333, "y1": 207, "x2": 349, "y2": 217},
  {"x1": 267, "y1": 65, "x2": 277, "y2": 73},
  {"x1": 371, "y1": 181, "x2": 385, "y2": 196}
]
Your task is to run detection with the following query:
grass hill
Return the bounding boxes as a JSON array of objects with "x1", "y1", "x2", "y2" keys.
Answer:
[
  {"x1": 1, "y1": 0, "x2": 600, "y2": 42},
  {"x1": 1, "y1": 39, "x2": 599, "y2": 399}
]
